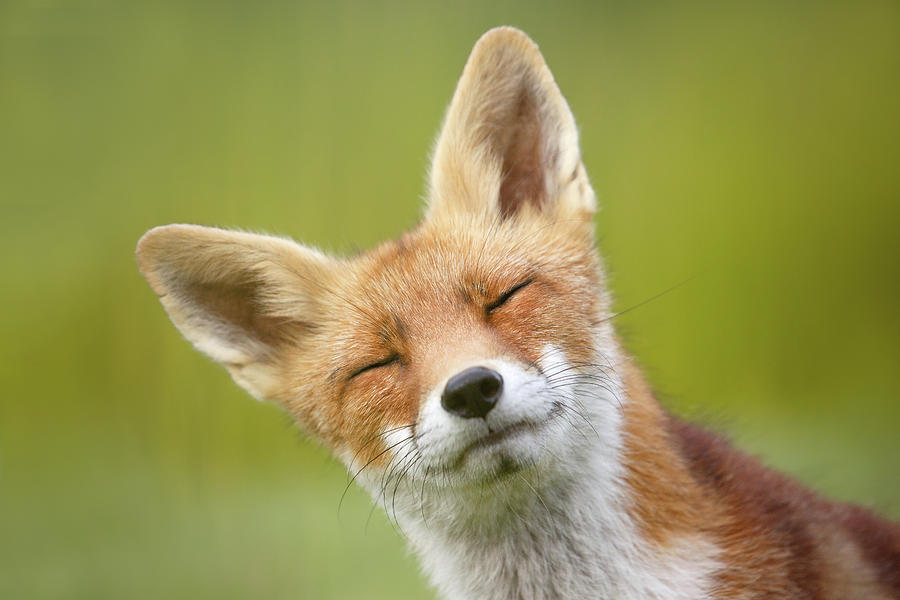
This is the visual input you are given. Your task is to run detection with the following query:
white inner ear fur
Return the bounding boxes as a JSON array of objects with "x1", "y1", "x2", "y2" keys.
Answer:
[{"x1": 426, "y1": 26, "x2": 596, "y2": 223}]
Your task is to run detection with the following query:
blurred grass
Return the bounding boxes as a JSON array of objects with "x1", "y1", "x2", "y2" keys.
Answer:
[{"x1": 1, "y1": 1, "x2": 898, "y2": 598}]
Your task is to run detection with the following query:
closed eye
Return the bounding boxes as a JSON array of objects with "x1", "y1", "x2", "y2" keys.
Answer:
[
  {"x1": 349, "y1": 354, "x2": 400, "y2": 380},
  {"x1": 486, "y1": 279, "x2": 533, "y2": 314}
]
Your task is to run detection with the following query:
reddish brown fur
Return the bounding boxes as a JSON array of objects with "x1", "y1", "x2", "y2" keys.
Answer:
[{"x1": 621, "y1": 361, "x2": 900, "y2": 598}]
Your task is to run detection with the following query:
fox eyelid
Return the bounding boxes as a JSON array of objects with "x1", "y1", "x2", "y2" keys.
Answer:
[
  {"x1": 486, "y1": 279, "x2": 533, "y2": 314},
  {"x1": 349, "y1": 354, "x2": 400, "y2": 380}
]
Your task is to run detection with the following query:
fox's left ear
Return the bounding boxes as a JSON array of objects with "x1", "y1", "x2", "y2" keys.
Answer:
[{"x1": 426, "y1": 27, "x2": 595, "y2": 223}]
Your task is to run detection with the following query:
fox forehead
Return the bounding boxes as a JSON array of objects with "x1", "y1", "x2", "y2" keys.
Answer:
[{"x1": 329, "y1": 217, "x2": 600, "y2": 346}]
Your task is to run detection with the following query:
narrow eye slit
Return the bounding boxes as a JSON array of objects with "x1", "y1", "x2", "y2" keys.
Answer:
[
  {"x1": 486, "y1": 279, "x2": 533, "y2": 314},
  {"x1": 349, "y1": 354, "x2": 400, "y2": 380}
]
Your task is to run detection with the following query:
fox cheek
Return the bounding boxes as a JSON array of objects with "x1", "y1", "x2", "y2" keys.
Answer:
[{"x1": 328, "y1": 377, "x2": 421, "y2": 467}]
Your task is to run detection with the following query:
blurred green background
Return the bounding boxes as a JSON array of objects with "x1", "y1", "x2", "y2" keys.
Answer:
[{"x1": 2, "y1": 1, "x2": 898, "y2": 598}]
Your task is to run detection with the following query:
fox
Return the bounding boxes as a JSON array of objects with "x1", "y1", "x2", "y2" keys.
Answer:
[{"x1": 136, "y1": 26, "x2": 899, "y2": 600}]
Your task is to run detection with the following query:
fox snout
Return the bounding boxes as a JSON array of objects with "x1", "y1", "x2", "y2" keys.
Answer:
[{"x1": 407, "y1": 346, "x2": 616, "y2": 494}]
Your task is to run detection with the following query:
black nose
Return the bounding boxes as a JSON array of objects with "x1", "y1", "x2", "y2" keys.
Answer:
[{"x1": 441, "y1": 366, "x2": 503, "y2": 419}]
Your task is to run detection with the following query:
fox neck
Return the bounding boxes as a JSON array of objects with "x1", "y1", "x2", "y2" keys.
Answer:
[{"x1": 390, "y1": 353, "x2": 722, "y2": 600}]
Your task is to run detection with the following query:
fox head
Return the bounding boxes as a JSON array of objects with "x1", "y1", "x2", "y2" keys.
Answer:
[{"x1": 137, "y1": 27, "x2": 622, "y2": 525}]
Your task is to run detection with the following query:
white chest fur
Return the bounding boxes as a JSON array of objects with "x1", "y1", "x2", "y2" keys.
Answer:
[{"x1": 400, "y1": 447, "x2": 721, "y2": 600}]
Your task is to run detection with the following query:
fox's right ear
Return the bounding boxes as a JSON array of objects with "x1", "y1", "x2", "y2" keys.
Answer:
[
  {"x1": 136, "y1": 224, "x2": 334, "y2": 401},
  {"x1": 426, "y1": 27, "x2": 595, "y2": 224}
]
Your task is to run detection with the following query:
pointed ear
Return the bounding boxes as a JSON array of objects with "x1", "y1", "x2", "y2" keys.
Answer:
[
  {"x1": 426, "y1": 27, "x2": 595, "y2": 223},
  {"x1": 136, "y1": 224, "x2": 333, "y2": 401}
]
